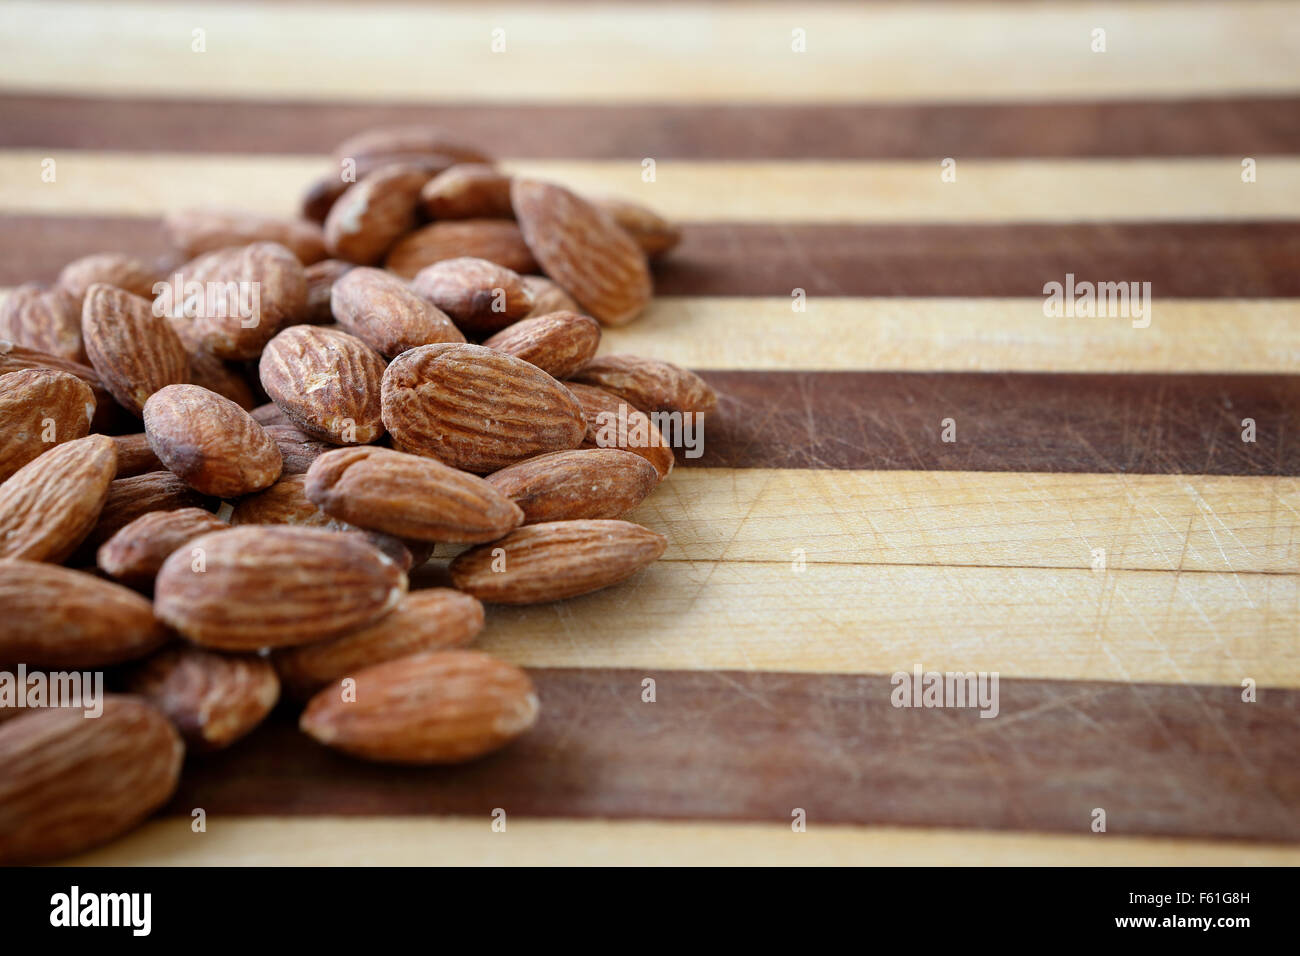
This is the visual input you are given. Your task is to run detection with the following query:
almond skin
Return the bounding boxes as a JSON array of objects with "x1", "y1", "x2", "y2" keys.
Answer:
[
  {"x1": 85, "y1": 471, "x2": 212, "y2": 550},
  {"x1": 566, "y1": 382, "x2": 675, "y2": 480},
  {"x1": 305, "y1": 446, "x2": 524, "y2": 543},
  {"x1": 0, "y1": 696, "x2": 184, "y2": 864},
  {"x1": 126, "y1": 646, "x2": 280, "y2": 750},
  {"x1": 595, "y1": 197, "x2": 683, "y2": 259},
  {"x1": 450, "y1": 519, "x2": 666, "y2": 604},
  {"x1": 81, "y1": 283, "x2": 189, "y2": 416},
  {"x1": 386, "y1": 220, "x2": 537, "y2": 278},
  {"x1": 274, "y1": 588, "x2": 484, "y2": 697},
  {"x1": 154, "y1": 525, "x2": 408, "y2": 650},
  {"x1": 332, "y1": 125, "x2": 493, "y2": 168},
  {"x1": 58, "y1": 252, "x2": 161, "y2": 303},
  {"x1": 97, "y1": 507, "x2": 230, "y2": 587},
  {"x1": 570, "y1": 353, "x2": 718, "y2": 415},
  {"x1": 110, "y1": 433, "x2": 164, "y2": 478},
  {"x1": 304, "y1": 258, "x2": 355, "y2": 322},
  {"x1": 258, "y1": 325, "x2": 387, "y2": 444},
  {"x1": 420, "y1": 164, "x2": 514, "y2": 219},
  {"x1": 482, "y1": 310, "x2": 601, "y2": 379},
  {"x1": 511, "y1": 178, "x2": 651, "y2": 326},
  {"x1": 410, "y1": 257, "x2": 535, "y2": 336},
  {"x1": 0, "y1": 434, "x2": 116, "y2": 562},
  {"x1": 0, "y1": 561, "x2": 169, "y2": 668},
  {"x1": 486, "y1": 449, "x2": 659, "y2": 523},
  {"x1": 229, "y1": 473, "x2": 342, "y2": 527},
  {"x1": 300, "y1": 650, "x2": 537, "y2": 764},
  {"x1": 381, "y1": 343, "x2": 586, "y2": 473},
  {"x1": 263, "y1": 423, "x2": 333, "y2": 475},
  {"x1": 0, "y1": 283, "x2": 86, "y2": 363},
  {"x1": 522, "y1": 275, "x2": 583, "y2": 318},
  {"x1": 164, "y1": 207, "x2": 326, "y2": 264},
  {"x1": 143, "y1": 384, "x2": 283, "y2": 497},
  {"x1": 330, "y1": 267, "x2": 464, "y2": 358},
  {"x1": 324, "y1": 164, "x2": 432, "y2": 265},
  {"x1": 0, "y1": 368, "x2": 95, "y2": 482}
]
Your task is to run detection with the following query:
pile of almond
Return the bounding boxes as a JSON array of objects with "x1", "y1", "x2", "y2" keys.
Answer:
[{"x1": 0, "y1": 125, "x2": 716, "y2": 863}]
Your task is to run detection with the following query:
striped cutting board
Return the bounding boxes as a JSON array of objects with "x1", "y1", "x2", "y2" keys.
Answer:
[{"x1": 2, "y1": 0, "x2": 1298, "y2": 865}]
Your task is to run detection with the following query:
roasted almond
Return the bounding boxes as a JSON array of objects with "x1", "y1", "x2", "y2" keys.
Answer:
[
  {"x1": 594, "y1": 197, "x2": 682, "y2": 259},
  {"x1": 0, "y1": 434, "x2": 116, "y2": 562},
  {"x1": 163, "y1": 207, "x2": 326, "y2": 264},
  {"x1": 58, "y1": 252, "x2": 161, "y2": 303},
  {"x1": 258, "y1": 325, "x2": 387, "y2": 444},
  {"x1": 251, "y1": 401, "x2": 292, "y2": 427},
  {"x1": 0, "y1": 561, "x2": 169, "y2": 668},
  {"x1": 274, "y1": 588, "x2": 484, "y2": 696},
  {"x1": 229, "y1": 472, "x2": 340, "y2": 527},
  {"x1": 450, "y1": 519, "x2": 666, "y2": 604},
  {"x1": 410, "y1": 257, "x2": 535, "y2": 336},
  {"x1": 165, "y1": 313, "x2": 257, "y2": 410},
  {"x1": 324, "y1": 164, "x2": 432, "y2": 265},
  {"x1": 305, "y1": 446, "x2": 523, "y2": 542},
  {"x1": 330, "y1": 267, "x2": 464, "y2": 358},
  {"x1": 97, "y1": 507, "x2": 230, "y2": 587},
  {"x1": 381, "y1": 343, "x2": 586, "y2": 472},
  {"x1": 300, "y1": 650, "x2": 537, "y2": 764},
  {"x1": 263, "y1": 423, "x2": 332, "y2": 475},
  {"x1": 420, "y1": 164, "x2": 514, "y2": 220},
  {"x1": 566, "y1": 382, "x2": 675, "y2": 480},
  {"x1": 109, "y1": 433, "x2": 164, "y2": 478},
  {"x1": 154, "y1": 525, "x2": 407, "y2": 650},
  {"x1": 126, "y1": 646, "x2": 280, "y2": 750},
  {"x1": 143, "y1": 384, "x2": 283, "y2": 497},
  {"x1": 522, "y1": 274, "x2": 583, "y2": 318},
  {"x1": 0, "y1": 341, "x2": 118, "y2": 432},
  {"x1": 0, "y1": 368, "x2": 95, "y2": 482},
  {"x1": 486, "y1": 449, "x2": 659, "y2": 523},
  {"x1": 0, "y1": 283, "x2": 86, "y2": 363},
  {"x1": 570, "y1": 353, "x2": 717, "y2": 415},
  {"x1": 0, "y1": 697, "x2": 183, "y2": 864},
  {"x1": 81, "y1": 283, "x2": 189, "y2": 416},
  {"x1": 386, "y1": 220, "x2": 537, "y2": 278},
  {"x1": 482, "y1": 310, "x2": 600, "y2": 379},
  {"x1": 511, "y1": 178, "x2": 651, "y2": 325},
  {"x1": 332, "y1": 125, "x2": 493, "y2": 168},
  {"x1": 304, "y1": 258, "x2": 355, "y2": 322},
  {"x1": 84, "y1": 471, "x2": 213, "y2": 550}
]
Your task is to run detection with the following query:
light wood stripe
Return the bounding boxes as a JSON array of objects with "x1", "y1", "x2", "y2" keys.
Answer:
[
  {"x1": 4, "y1": 152, "x2": 1298, "y2": 222},
  {"x1": 3, "y1": 2, "x2": 1296, "y2": 103},
  {"x1": 60, "y1": 816, "x2": 1300, "y2": 866}
]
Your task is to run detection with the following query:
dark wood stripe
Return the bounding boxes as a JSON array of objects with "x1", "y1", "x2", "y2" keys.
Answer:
[
  {"x1": 691, "y1": 371, "x2": 1300, "y2": 475},
  {"x1": 3, "y1": 94, "x2": 1299, "y2": 158},
  {"x1": 5, "y1": 216, "x2": 1300, "y2": 298},
  {"x1": 166, "y1": 668, "x2": 1300, "y2": 842}
]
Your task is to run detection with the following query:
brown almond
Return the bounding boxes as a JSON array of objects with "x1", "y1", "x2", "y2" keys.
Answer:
[
  {"x1": 126, "y1": 647, "x2": 279, "y2": 750},
  {"x1": 304, "y1": 258, "x2": 355, "y2": 322},
  {"x1": 81, "y1": 283, "x2": 189, "y2": 416},
  {"x1": 386, "y1": 220, "x2": 537, "y2": 278},
  {"x1": 274, "y1": 588, "x2": 484, "y2": 697},
  {"x1": 420, "y1": 164, "x2": 514, "y2": 219},
  {"x1": 324, "y1": 163, "x2": 432, "y2": 265},
  {"x1": 300, "y1": 650, "x2": 537, "y2": 764},
  {"x1": 163, "y1": 207, "x2": 326, "y2": 264},
  {"x1": 330, "y1": 267, "x2": 464, "y2": 358},
  {"x1": 305, "y1": 446, "x2": 523, "y2": 542},
  {"x1": 0, "y1": 368, "x2": 95, "y2": 482},
  {"x1": 250, "y1": 401, "x2": 291, "y2": 427},
  {"x1": 110, "y1": 433, "x2": 164, "y2": 478},
  {"x1": 0, "y1": 341, "x2": 117, "y2": 432},
  {"x1": 511, "y1": 178, "x2": 651, "y2": 325},
  {"x1": 258, "y1": 325, "x2": 386, "y2": 444},
  {"x1": 482, "y1": 310, "x2": 600, "y2": 379},
  {"x1": 450, "y1": 519, "x2": 666, "y2": 604},
  {"x1": 97, "y1": 507, "x2": 230, "y2": 587},
  {"x1": 230, "y1": 472, "x2": 339, "y2": 527},
  {"x1": 0, "y1": 697, "x2": 183, "y2": 864},
  {"x1": 58, "y1": 252, "x2": 161, "y2": 303},
  {"x1": 332, "y1": 125, "x2": 492, "y2": 167},
  {"x1": 566, "y1": 382, "x2": 675, "y2": 480},
  {"x1": 165, "y1": 313, "x2": 257, "y2": 410},
  {"x1": 522, "y1": 274, "x2": 583, "y2": 318},
  {"x1": 155, "y1": 525, "x2": 407, "y2": 650},
  {"x1": 570, "y1": 353, "x2": 717, "y2": 415},
  {"x1": 263, "y1": 423, "x2": 333, "y2": 475},
  {"x1": 143, "y1": 384, "x2": 282, "y2": 497},
  {"x1": 381, "y1": 343, "x2": 586, "y2": 472},
  {"x1": 0, "y1": 434, "x2": 116, "y2": 562},
  {"x1": 594, "y1": 197, "x2": 682, "y2": 259},
  {"x1": 0, "y1": 561, "x2": 169, "y2": 668},
  {"x1": 410, "y1": 257, "x2": 535, "y2": 336},
  {"x1": 302, "y1": 154, "x2": 459, "y2": 225},
  {"x1": 486, "y1": 449, "x2": 659, "y2": 523},
  {"x1": 85, "y1": 471, "x2": 214, "y2": 550},
  {"x1": 0, "y1": 283, "x2": 86, "y2": 363}
]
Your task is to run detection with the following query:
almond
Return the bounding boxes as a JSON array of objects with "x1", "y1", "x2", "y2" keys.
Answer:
[
  {"x1": 85, "y1": 471, "x2": 213, "y2": 550},
  {"x1": 486, "y1": 449, "x2": 659, "y2": 523},
  {"x1": 300, "y1": 650, "x2": 537, "y2": 764},
  {"x1": 110, "y1": 433, "x2": 164, "y2": 478},
  {"x1": 566, "y1": 382, "x2": 675, "y2": 480},
  {"x1": 258, "y1": 325, "x2": 387, "y2": 444},
  {"x1": 251, "y1": 401, "x2": 291, "y2": 427},
  {"x1": 274, "y1": 588, "x2": 484, "y2": 697},
  {"x1": 0, "y1": 434, "x2": 116, "y2": 562},
  {"x1": 301, "y1": 173, "x2": 351, "y2": 225},
  {"x1": 410, "y1": 257, "x2": 535, "y2": 336},
  {"x1": 482, "y1": 310, "x2": 600, "y2": 379},
  {"x1": 381, "y1": 343, "x2": 586, "y2": 472},
  {"x1": 324, "y1": 164, "x2": 432, "y2": 265},
  {"x1": 0, "y1": 283, "x2": 85, "y2": 363},
  {"x1": 522, "y1": 274, "x2": 583, "y2": 318},
  {"x1": 58, "y1": 252, "x2": 161, "y2": 303},
  {"x1": 304, "y1": 258, "x2": 355, "y2": 322},
  {"x1": 302, "y1": 155, "x2": 457, "y2": 225},
  {"x1": 332, "y1": 125, "x2": 493, "y2": 168},
  {"x1": 305, "y1": 446, "x2": 523, "y2": 542},
  {"x1": 0, "y1": 561, "x2": 169, "y2": 668},
  {"x1": 450, "y1": 519, "x2": 666, "y2": 604},
  {"x1": 81, "y1": 283, "x2": 189, "y2": 416},
  {"x1": 0, "y1": 696, "x2": 183, "y2": 864},
  {"x1": 263, "y1": 423, "x2": 332, "y2": 475},
  {"x1": 0, "y1": 342, "x2": 117, "y2": 433},
  {"x1": 154, "y1": 525, "x2": 407, "y2": 650},
  {"x1": 594, "y1": 197, "x2": 682, "y2": 259},
  {"x1": 386, "y1": 220, "x2": 537, "y2": 278},
  {"x1": 143, "y1": 384, "x2": 282, "y2": 497},
  {"x1": 165, "y1": 313, "x2": 257, "y2": 410},
  {"x1": 570, "y1": 353, "x2": 717, "y2": 415},
  {"x1": 164, "y1": 207, "x2": 326, "y2": 264},
  {"x1": 0, "y1": 368, "x2": 95, "y2": 482},
  {"x1": 420, "y1": 164, "x2": 514, "y2": 219},
  {"x1": 97, "y1": 507, "x2": 230, "y2": 587},
  {"x1": 126, "y1": 647, "x2": 279, "y2": 750},
  {"x1": 511, "y1": 178, "x2": 651, "y2": 325},
  {"x1": 330, "y1": 267, "x2": 464, "y2": 358},
  {"x1": 229, "y1": 472, "x2": 340, "y2": 527}
]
